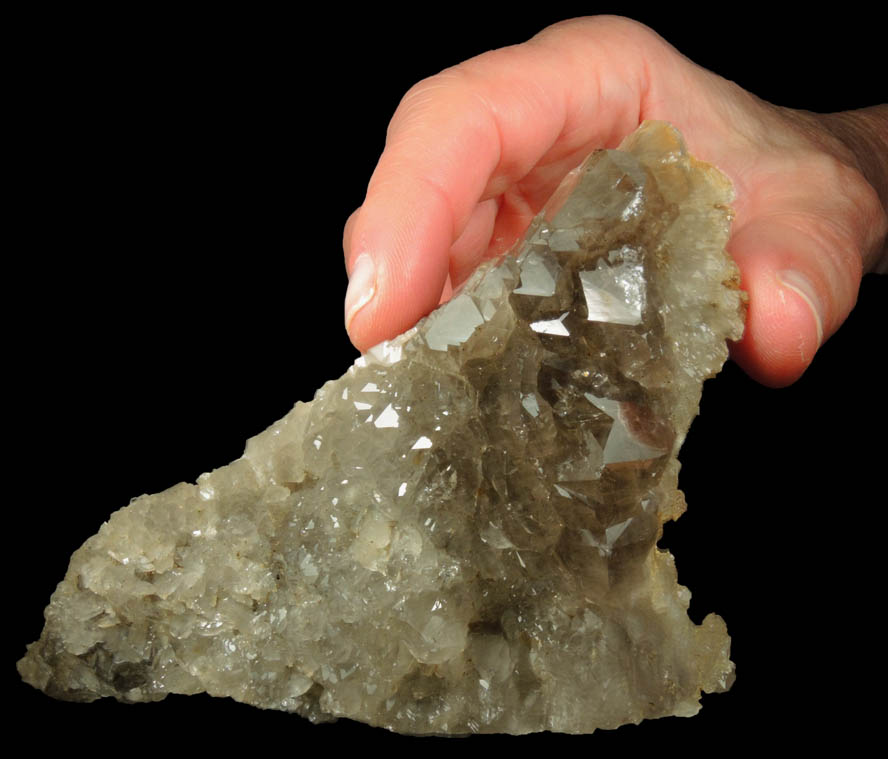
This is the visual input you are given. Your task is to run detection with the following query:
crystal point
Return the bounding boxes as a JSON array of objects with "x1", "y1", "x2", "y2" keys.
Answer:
[{"x1": 18, "y1": 121, "x2": 746, "y2": 735}]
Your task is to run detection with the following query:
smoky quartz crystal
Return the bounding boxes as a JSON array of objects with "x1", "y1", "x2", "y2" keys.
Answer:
[{"x1": 19, "y1": 121, "x2": 746, "y2": 734}]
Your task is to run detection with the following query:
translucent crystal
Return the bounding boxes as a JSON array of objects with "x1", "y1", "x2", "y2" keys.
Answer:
[{"x1": 18, "y1": 121, "x2": 746, "y2": 735}]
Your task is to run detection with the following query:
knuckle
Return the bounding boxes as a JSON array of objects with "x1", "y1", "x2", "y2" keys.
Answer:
[
  {"x1": 386, "y1": 67, "x2": 472, "y2": 143},
  {"x1": 532, "y1": 15, "x2": 661, "y2": 49}
]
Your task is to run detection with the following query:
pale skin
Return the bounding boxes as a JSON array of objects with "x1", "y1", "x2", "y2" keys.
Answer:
[{"x1": 342, "y1": 16, "x2": 887, "y2": 387}]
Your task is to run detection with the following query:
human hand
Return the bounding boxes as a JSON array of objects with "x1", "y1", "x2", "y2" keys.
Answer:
[{"x1": 342, "y1": 16, "x2": 887, "y2": 387}]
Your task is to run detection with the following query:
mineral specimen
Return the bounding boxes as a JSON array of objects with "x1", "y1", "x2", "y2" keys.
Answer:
[{"x1": 18, "y1": 121, "x2": 746, "y2": 734}]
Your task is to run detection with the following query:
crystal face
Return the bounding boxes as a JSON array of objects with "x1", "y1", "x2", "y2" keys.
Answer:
[{"x1": 18, "y1": 121, "x2": 746, "y2": 735}]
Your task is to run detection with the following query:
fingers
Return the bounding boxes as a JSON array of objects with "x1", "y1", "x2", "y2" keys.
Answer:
[
  {"x1": 343, "y1": 15, "x2": 881, "y2": 393},
  {"x1": 728, "y1": 140, "x2": 885, "y2": 386},
  {"x1": 728, "y1": 216, "x2": 867, "y2": 388},
  {"x1": 729, "y1": 220, "x2": 830, "y2": 387},
  {"x1": 447, "y1": 198, "x2": 500, "y2": 287},
  {"x1": 344, "y1": 16, "x2": 660, "y2": 352}
]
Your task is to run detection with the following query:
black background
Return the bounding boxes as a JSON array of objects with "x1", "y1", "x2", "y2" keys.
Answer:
[{"x1": 11, "y1": 4, "x2": 886, "y2": 750}]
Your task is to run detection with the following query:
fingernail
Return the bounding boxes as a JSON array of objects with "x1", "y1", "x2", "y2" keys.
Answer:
[
  {"x1": 345, "y1": 254, "x2": 376, "y2": 333},
  {"x1": 777, "y1": 270, "x2": 824, "y2": 347}
]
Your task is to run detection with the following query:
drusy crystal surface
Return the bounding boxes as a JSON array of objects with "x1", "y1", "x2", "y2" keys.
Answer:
[{"x1": 19, "y1": 121, "x2": 746, "y2": 734}]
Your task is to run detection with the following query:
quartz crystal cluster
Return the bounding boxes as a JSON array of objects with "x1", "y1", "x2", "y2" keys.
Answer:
[{"x1": 19, "y1": 121, "x2": 746, "y2": 734}]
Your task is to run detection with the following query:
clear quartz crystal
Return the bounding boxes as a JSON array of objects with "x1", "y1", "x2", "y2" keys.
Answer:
[{"x1": 18, "y1": 121, "x2": 746, "y2": 735}]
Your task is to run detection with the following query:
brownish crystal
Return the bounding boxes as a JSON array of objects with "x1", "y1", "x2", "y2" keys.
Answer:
[{"x1": 18, "y1": 121, "x2": 745, "y2": 734}]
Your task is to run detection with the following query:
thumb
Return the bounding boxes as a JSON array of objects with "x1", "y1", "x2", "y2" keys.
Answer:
[{"x1": 728, "y1": 215, "x2": 862, "y2": 387}]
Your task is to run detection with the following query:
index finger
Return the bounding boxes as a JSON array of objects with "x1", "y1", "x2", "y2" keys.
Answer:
[{"x1": 344, "y1": 16, "x2": 666, "y2": 351}]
